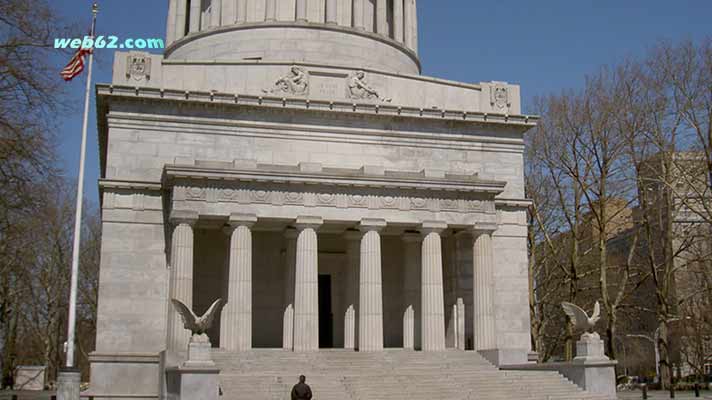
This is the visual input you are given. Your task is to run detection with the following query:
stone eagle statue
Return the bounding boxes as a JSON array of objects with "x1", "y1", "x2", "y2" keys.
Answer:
[
  {"x1": 171, "y1": 298, "x2": 225, "y2": 336},
  {"x1": 561, "y1": 301, "x2": 601, "y2": 333}
]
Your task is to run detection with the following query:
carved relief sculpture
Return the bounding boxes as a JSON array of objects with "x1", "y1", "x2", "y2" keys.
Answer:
[
  {"x1": 126, "y1": 52, "x2": 151, "y2": 81},
  {"x1": 264, "y1": 66, "x2": 310, "y2": 95},
  {"x1": 490, "y1": 84, "x2": 510, "y2": 111},
  {"x1": 347, "y1": 70, "x2": 391, "y2": 102}
]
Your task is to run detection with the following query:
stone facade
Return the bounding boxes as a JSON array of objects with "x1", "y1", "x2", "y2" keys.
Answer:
[{"x1": 90, "y1": 1, "x2": 538, "y2": 398}]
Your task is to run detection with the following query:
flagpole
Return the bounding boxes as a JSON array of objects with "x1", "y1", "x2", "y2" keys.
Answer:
[{"x1": 65, "y1": 2, "x2": 98, "y2": 370}]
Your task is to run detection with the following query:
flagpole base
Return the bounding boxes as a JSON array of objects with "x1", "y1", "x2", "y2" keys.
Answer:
[{"x1": 57, "y1": 368, "x2": 81, "y2": 400}]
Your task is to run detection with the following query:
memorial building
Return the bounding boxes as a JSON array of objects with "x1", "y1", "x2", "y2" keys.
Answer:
[{"x1": 86, "y1": 1, "x2": 611, "y2": 399}]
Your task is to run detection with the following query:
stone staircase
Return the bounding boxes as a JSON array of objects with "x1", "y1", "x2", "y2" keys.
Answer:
[{"x1": 212, "y1": 349, "x2": 615, "y2": 400}]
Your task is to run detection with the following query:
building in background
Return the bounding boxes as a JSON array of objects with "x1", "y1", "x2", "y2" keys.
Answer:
[{"x1": 532, "y1": 151, "x2": 711, "y2": 380}]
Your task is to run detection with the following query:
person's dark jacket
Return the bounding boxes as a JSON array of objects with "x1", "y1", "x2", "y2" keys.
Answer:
[{"x1": 291, "y1": 382, "x2": 313, "y2": 400}]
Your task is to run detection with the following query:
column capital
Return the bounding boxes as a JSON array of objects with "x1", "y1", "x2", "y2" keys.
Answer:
[
  {"x1": 295, "y1": 216, "x2": 323, "y2": 231},
  {"x1": 229, "y1": 213, "x2": 257, "y2": 228},
  {"x1": 170, "y1": 210, "x2": 198, "y2": 226},
  {"x1": 421, "y1": 221, "x2": 447, "y2": 235},
  {"x1": 401, "y1": 231, "x2": 422, "y2": 243},
  {"x1": 471, "y1": 223, "x2": 498, "y2": 235},
  {"x1": 359, "y1": 218, "x2": 387, "y2": 233}
]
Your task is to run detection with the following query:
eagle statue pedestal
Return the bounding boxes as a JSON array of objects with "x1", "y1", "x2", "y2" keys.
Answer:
[
  {"x1": 165, "y1": 335, "x2": 220, "y2": 400},
  {"x1": 501, "y1": 303, "x2": 618, "y2": 400},
  {"x1": 185, "y1": 334, "x2": 214, "y2": 367},
  {"x1": 574, "y1": 332, "x2": 608, "y2": 362},
  {"x1": 164, "y1": 299, "x2": 225, "y2": 400},
  {"x1": 568, "y1": 333, "x2": 618, "y2": 399}
]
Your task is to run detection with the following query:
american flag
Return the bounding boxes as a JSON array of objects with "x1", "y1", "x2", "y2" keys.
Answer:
[{"x1": 60, "y1": 47, "x2": 92, "y2": 81}]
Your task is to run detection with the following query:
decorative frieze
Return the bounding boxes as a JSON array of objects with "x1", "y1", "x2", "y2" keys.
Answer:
[
  {"x1": 250, "y1": 190, "x2": 271, "y2": 204},
  {"x1": 173, "y1": 183, "x2": 497, "y2": 215},
  {"x1": 186, "y1": 187, "x2": 207, "y2": 200},
  {"x1": 263, "y1": 66, "x2": 310, "y2": 96},
  {"x1": 284, "y1": 192, "x2": 306, "y2": 205}
]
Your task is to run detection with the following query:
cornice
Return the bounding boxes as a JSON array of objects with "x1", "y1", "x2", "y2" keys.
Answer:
[
  {"x1": 162, "y1": 163, "x2": 507, "y2": 195},
  {"x1": 99, "y1": 179, "x2": 163, "y2": 192},
  {"x1": 97, "y1": 84, "x2": 538, "y2": 127}
]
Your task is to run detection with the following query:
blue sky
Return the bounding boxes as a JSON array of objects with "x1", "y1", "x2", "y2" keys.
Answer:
[{"x1": 50, "y1": 0, "x2": 711, "y2": 206}]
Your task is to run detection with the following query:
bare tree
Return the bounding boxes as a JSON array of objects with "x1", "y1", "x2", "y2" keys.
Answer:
[
  {"x1": 0, "y1": 0, "x2": 79, "y2": 387},
  {"x1": 1, "y1": 178, "x2": 100, "y2": 386},
  {"x1": 526, "y1": 39, "x2": 711, "y2": 386},
  {"x1": 527, "y1": 92, "x2": 600, "y2": 361},
  {"x1": 0, "y1": 0, "x2": 76, "y2": 228}
]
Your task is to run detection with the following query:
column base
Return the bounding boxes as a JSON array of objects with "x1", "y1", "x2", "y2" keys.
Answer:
[{"x1": 57, "y1": 368, "x2": 81, "y2": 400}]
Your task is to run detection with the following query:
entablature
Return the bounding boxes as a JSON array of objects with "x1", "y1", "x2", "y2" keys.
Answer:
[{"x1": 161, "y1": 161, "x2": 502, "y2": 227}]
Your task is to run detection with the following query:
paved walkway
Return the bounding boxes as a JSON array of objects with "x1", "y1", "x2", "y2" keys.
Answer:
[{"x1": 618, "y1": 390, "x2": 712, "y2": 400}]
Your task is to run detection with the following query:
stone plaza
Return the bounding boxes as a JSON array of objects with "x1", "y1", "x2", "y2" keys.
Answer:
[{"x1": 87, "y1": 1, "x2": 616, "y2": 399}]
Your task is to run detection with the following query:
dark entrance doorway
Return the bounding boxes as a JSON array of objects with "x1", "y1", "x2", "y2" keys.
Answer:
[{"x1": 318, "y1": 275, "x2": 333, "y2": 348}]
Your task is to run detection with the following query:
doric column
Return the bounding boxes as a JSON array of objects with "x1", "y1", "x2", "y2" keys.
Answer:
[
  {"x1": 403, "y1": 0, "x2": 413, "y2": 48},
  {"x1": 353, "y1": 0, "x2": 364, "y2": 29},
  {"x1": 265, "y1": 0, "x2": 277, "y2": 21},
  {"x1": 404, "y1": 0, "x2": 418, "y2": 52},
  {"x1": 393, "y1": 0, "x2": 404, "y2": 42},
  {"x1": 358, "y1": 218, "x2": 386, "y2": 352},
  {"x1": 283, "y1": 305, "x2": 294, "y2": 350},
  {"x1": 457, "y1": 298, "x2": 466, "y2": 350},
  {"x1": 411, "y1": 0, "x2": 418, "y2": 53},
  {"x1": 326, "y1": 0, "x2": 338, "y2": 24},
  {"x1": 421, "y1": 221, "x2": 446, "y2": 352},
  {"x1": 402, "y1": 232, "x2": 421, "y2": 350},
  {"x1": 282, "y1": 228, "x2": 298, "y2": 350},
  {"x1": 221, "y1": 0, "x2": 235, "y2": 25},
  {"x1": 166, "y1": 0, "x2": 178, "y2": 45},
  {"x1": 189, "y1": 0, "x2": 201, "y2": 33},
  {"x1": 220, "y1": 214, "x2": 256, "y2": 351},
  {"x1": 337, "y1": 0, "x2": 351, "y2": 26},
  {"x1": 472, "y1": 225, "x2": 497, "y2": 351},
  {"x1": 344, "y1": 306, "x2": 355, "y2": 350},
  {"x1": 166, "y1": 211, "x2": 198, "y2": 352},
  {"x1": 403, "y1": 306, "x2": 414, "y2": 350},
  {"x1": 449, "y1": 304, "x2": 457, "y2": 348},
  {"x1": 296, "y1": 0, "x2": 308, "y2": 21},
  {"x1": 236, "y1": 0, "x2": 247, "y2": 23},
  {"x1": 293, "y1": 216, "x2": 322, "y2": 352},
  {"x1": 376, "y1": 0, "x2": 388, "y2": 35},
  {"x1": 175, "y1": 0, "x2": 188, "y2": 40},
  {"x1": 344, "y1": 230, "x2": 361, "y2": 350},
  {"x1": 210, "y1": 0, "x2": 222, "y2": 27}
]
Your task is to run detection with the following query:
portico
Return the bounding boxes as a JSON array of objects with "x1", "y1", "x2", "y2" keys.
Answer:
[
  {"x1": 89, "y1": 1, "x2": 539, "y2": 396},
  {"x1": 162, "y1": 161, "x2": 501, "y2": 354}
]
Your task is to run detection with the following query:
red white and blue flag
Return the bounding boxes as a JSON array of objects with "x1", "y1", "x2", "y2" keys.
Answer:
[{"x1": 60, "y1": 47, "x2": 92, "y2": 81}]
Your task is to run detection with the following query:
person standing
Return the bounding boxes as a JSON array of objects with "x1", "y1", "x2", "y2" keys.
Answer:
[{"x1": 291, "y1": 375, "x2": 313, "y2": 400}]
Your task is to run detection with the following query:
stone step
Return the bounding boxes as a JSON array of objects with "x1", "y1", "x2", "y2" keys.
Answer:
[{"x1": 213, "y1": 349, "x2": 614, "y2": 400}]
